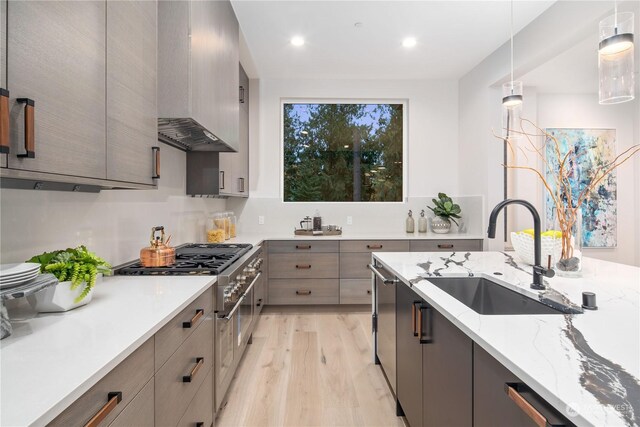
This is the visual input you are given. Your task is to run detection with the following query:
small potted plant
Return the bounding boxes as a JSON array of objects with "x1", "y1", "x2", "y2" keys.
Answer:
[
  {"x1": 26, "y1": 246, "x2": 111, "y2": 312},
  {"x1": 427, "y1": 193, "x2": 462, "y2": 234}
]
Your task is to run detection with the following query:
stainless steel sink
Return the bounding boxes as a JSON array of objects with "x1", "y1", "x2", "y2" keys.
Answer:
[{"x1": 426, "y1": 277, "x2": 565, "y2": 315}]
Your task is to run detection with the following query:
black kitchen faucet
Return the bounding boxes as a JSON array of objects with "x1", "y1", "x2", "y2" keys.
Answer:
[{"x1": 487, "y1": 199, "x2": 555, "y2": 290}]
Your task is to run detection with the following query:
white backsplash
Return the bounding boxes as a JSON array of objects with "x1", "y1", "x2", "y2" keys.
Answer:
[
  {"x1": 227, "y1": 195, "x2": 485, "y2": 236},
  {"x1": 0, "y1": 145, "x2": 226, "y2": 266}
]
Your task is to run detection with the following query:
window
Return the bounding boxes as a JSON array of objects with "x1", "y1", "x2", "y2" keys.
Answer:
[{"x1": 283, "y1": 102, "x2": 405, "y2": 202}]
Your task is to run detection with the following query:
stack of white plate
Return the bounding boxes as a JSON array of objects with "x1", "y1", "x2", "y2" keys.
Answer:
[{"x1": 0, "y1": 263, "x2": 41, "y2": 289}]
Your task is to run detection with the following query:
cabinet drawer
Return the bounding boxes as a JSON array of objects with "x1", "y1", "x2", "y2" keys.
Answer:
[
  {"x1": 155, "y1": 314, "x2": 213, "y2": 427},
  {"x1": 268, "y1": 240, "x2": 339, "y2": 253},
  {"x1": 176, "y1": 368, "x2": 214, "y2": 427},
  {"x1": 49, "y1": 338, "x2": 154, "y2": 427},
  {"x1": 269, "y1": 253, "x2": 339, "y2": 279},
  {"x1": 269, "y1": 279, "x2": 339, "y2": 305},
  {"x1": 340, "y1": 279, "x2": 372, "y2": 304},
  {"x1": 155, "y1": 287, "x2": 213, "y2": 371},
  {"x1": 340, "y1": 253, "x2": 372, "y2": 278},
  {"x1": 108, "y1": 378, "x2": 154, "y2": 427},
  {"x1": 410, "y1": 239, "x2": 483, "y2": 252},
  {"x1": 340, "y1": 240, "x2": 409, "y2": 253}
]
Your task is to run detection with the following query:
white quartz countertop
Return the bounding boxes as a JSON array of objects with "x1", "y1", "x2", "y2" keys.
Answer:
[
  {"x1": 229, "y1": 231, "x2": 485, "y2": 247},
  {"x1": 373, "y1": 251, "x2": 640, "y2": 427},
  {"x1": 0, "y1": 275, "x2": 216, "y2": 427}
]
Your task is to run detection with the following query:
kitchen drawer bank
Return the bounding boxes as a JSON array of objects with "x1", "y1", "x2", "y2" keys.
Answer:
[
  {"x1": 265, "y1": 239, "x2": 483, "y2": 305},
  {"x1": 48, "y1": 287, "x2": 214, "y2": 427}
]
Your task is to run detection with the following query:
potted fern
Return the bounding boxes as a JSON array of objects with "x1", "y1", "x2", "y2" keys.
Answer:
[
  {"x1": 427, "y1": 193, "x2": 462, "y2": 234},
  {"x1": 26, "y1": 246, "x2": 111, "y2": 312}
]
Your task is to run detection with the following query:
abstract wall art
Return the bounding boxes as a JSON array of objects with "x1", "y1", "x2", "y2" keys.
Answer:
[{"x1": 544, "y1": 128, "x2": 617, "y2": 248}]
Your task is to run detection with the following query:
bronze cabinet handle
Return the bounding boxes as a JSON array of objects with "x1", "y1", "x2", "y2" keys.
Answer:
[
  {"x1": 437, "y1": 244, "x2": 454, "y2": 249},
  {"x1": 295, "y1": 264, "x2": 311, "y2": 269},
  {"x1": 367, "y1": 290, "x2": 371, "y2": 295},
  {"x1": 256, "y1": 298, "x2": 262, "y2": 307},
  {"x1": 295, "y1": 244, "x2": 311, "y2": 249},
  {"x1": 196, "y1": 423, "x2": 204, "y2": 427},
  {"x1": 367, "y1": 244, "x2": 383, "y2": 249},
  {"x1": 296, "y1": 290, "x2": 311, "y2": 295},
  {"x1": 182, "y1": 309, "x2": 204, "y2": 328},
  {"x1": 505, "y1": 383, "x2": 550, "y2": 427},
  {"x1": 16, "y1": 98, "x2": 35, "y2": 158},
  {"x1": 183, "y1": 357, "x2": 204, "y2": 383},
  {"x1": 219, "y1": 171, "x2": 225, "y2": 189},
  {"x1": 419, "y1": 306, "x2": 433, "y2": 344},
  {"x1": 152, "y1": 146, "x2": 160, "y2": 179},
  {"x1": 411, "y1": 302, "x2": 418, "y2": 336},
  {"x1": 84, "y1": 392, "x2": 122, "y2": 427},
  {"x1": 0, "y1": 89, "x2": 9, "y2": 154}
]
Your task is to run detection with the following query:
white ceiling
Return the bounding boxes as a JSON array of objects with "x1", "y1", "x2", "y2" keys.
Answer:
[{"x1": 232, "y1": 0, "x2": 555, "y2": 80}]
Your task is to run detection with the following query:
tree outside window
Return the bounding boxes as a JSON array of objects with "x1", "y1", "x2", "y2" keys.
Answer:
[{"x1": 283, "y1": 102, "x2": 404, "y2": 202}]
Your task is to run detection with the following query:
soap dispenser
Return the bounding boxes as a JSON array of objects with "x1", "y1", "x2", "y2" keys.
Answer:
[
  {"x1": 406, "y1": 210, "x2": 415, "y2": 233},
  {"x1": 418, "y1": 210, "x2": 428, "y2": 233}
]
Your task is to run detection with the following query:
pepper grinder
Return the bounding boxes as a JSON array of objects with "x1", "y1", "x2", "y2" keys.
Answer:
[
  {"x1": 418, "y1": 210, "x2": 428, "y2": 233},
  {"x1": 406, "y1": 210, "x2": 415, "y2": 233}
]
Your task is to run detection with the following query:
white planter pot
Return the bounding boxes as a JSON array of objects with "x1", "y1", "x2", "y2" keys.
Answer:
[
  {"x1": 27, "y1": 275, "x2": 101, "y2": 313},
  {"x1": 431, "y1": 217, "x2": 452, "y2": 234}
]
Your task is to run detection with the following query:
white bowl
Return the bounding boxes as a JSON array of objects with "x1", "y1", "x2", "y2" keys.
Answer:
[{"x1": 510, "y1": 232, "x2": 562, "y2": 266}]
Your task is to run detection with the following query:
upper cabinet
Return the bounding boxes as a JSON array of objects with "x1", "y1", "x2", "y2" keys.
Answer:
[
  {"x1": 0, "y1": 0, "x2": 158, "y2": 190},
  {"x1": 219, "y1": 63, "x2": 249, "y2": 197},
  {"x1": 158, "y1": 0, "x2": 239, "y2": 152}
]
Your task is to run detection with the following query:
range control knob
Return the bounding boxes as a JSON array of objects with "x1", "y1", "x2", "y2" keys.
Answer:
[{"x1": 246, "y1": 267, "x2": 257, "y2": 277}]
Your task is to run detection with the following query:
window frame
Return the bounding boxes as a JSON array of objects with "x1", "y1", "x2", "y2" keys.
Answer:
[{"x1": 280, "y1": 98, "x2": 409, "y2": 203}]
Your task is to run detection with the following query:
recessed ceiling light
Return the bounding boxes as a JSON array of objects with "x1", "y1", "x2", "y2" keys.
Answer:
[
  {"x1": 402, "y1": 37, "x2": 417, "y2": 48},
  {"x1": 291, "y1": 36, "x2": 305, "y2": 47}
]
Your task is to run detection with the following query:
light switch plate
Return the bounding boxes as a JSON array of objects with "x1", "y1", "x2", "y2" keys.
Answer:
[
  {"x1": 258, "y1": 216, "x2": 265, "y2": 225},
  {"x1": 347, "y1": 216, "x2": 353, "y2": 225}
]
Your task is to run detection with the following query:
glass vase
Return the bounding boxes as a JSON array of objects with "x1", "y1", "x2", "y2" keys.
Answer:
[{"x1": 554, "y1": 208, "x2": 583, "y2": 277}]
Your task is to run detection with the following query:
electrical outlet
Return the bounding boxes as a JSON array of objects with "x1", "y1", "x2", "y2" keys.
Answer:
[
  {"x1": 346, "y1": 216, "x2": 353, "y2": 225},
  {"x1": 258, "y1": 216, "x2": 265, "y2": 225}
]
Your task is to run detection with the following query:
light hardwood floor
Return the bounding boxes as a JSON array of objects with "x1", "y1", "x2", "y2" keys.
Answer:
[{"x1": 216, "y1": 306, "x2": 405, "y2": 427}]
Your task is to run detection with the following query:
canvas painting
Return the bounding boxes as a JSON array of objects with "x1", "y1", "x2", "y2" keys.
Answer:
[{"x1": 544, "y1": 128, "x2": 617, "y2": 248}]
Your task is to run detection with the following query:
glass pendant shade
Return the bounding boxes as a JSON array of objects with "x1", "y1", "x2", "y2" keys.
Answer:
[
  {"x1": 599, "y1": 12, "x2": 635, "y2": 104},
  {"x1": 502, "y1": 81, "x2": 523, "y2": 139}
]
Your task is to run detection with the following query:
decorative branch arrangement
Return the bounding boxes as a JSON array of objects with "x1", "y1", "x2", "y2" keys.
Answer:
[{"x1": 494, "y1": 119, "x2": 640, "y2": 271}]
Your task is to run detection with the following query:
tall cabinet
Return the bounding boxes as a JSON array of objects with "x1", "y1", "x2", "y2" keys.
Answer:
[
  {"x1": 219, "y1": 63, "x2": 249, "y2": 197},
  {"x1": 0, "y1": 0, "x2": 158, "y2": 189}
]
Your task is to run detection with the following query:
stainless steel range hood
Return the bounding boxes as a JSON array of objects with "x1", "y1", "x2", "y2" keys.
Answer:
[{"x1": 157, "y1": 118, "x2": 235, "y2": 152}]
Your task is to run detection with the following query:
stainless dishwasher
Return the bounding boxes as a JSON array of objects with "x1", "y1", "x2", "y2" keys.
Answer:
[{"x1": 370, "y1": 260, "x2": 399, "y2": 397}]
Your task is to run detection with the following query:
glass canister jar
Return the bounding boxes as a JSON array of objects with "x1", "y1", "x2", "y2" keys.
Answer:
[
  {"x1": 221, "y1": 212, "x2": 231, "y2": 240},
  {"x1": 229, "y1": 211, "x2": 237, "y2": 238},
  {"x1": 206, "y1": 213, "x2": 226, "y2": 243}
]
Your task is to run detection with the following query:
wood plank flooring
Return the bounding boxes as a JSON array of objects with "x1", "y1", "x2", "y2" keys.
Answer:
[{"x1": 216, "y1": 306, "x2": 405, "y2": 427}]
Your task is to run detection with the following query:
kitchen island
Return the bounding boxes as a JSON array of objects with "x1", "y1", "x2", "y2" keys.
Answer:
[{"x1": 373, "y1": 251, "x2": 640, "y2": 427}]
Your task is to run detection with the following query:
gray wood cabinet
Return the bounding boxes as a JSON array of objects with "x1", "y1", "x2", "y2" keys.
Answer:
[
  {"x1": 1, "y1": 0, "x2": 157, "y2": 189},
  {"x1": 220, "y1": 62, "x2": 249, "y2": 197},
  {"x1": 109, "y1": 378, "x2": 155, "y2": 427},
  {"x1": 106, "y1": 0, "x2": 157, "y2": 185},
  {"x1": 6, "y1": 1, "x2": 106, "y2": 178}
]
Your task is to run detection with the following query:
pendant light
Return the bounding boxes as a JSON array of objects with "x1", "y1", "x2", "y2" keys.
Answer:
[
  {"x1": 598, "y1": 2, "x2": 635, "y2": 104},
  {"x1": 503, "y1": 0, "x2": 522, "y2": 139}
]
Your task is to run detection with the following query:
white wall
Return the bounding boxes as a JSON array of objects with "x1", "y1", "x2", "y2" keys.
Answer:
[
  {"x1": 0, "y1": 145, "x2": 226, "y2": 266},
  {"x1": 232, "y1": 77, "x2": 477, "y2": 234}
]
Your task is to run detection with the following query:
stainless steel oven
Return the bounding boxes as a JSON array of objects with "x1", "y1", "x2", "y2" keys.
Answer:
[{"x1": 370, "y1": 260, "x2": 399, "y2": 396}]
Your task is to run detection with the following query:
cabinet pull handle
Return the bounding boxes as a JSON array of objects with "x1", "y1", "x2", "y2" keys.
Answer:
[
  {"x1": 296, "y1": 244, "x2": 311, "y2": 249},
  {"x1": 183, "y1": 357, "x2": 204, "y2": 383},
  {"x1": 16, "y1": 98, "x2": 35, "y2": 158},
  {"x1": 152, "y1": 146, "x2": 160, "y2": 179},
  {"x1": 182, "y1": 309, "x2": 204, "y2": 328},
  {"x1": 368, "y1": 264, "x2": 399, "y2": 285},
  {"x1": 419, "y1": 306, "x2": 433, "y2": 344},
  {"x1": 437, "y1": 244, "x2": 454, "y2": 249},
  {"x1": 196, "y1": 423, "x2": 204, "y2": 427},
  {"x1": 505, "y1": 383, "x2": 550, "y2": 427},
  {"x1": 296, "y1": 290, "x2": 311, "y2": 295},
  {"x1": 239, "y1": 85, "x2": 245, "y2": 103},
  {"x1": 367, "y1": 244, "x2": 383, "y2": 249},
  {"x1": 367, "y1": 289, "x2": 371, "y2": 295},
  {"x1": 220, "y1": 171, "x2": 225, "y2": 189},
  {"x1": 411, "y1": 302, "x2": 418, "y2": 336},
  {"x1": 0, "y1": 89, "x2": 9, "y2": 154},
  {"x1": 239, "y1": 177, "x2": 245, "y2": 192},
  {"x1": 84, "y1": 391, "x2": 122, "y2": 427},
  {"x1": 256, "y1": 298, "x2": 262, "y2": 307},
  {"x1": 296, "y1": 264, "x2": 311, "y2": 269}
]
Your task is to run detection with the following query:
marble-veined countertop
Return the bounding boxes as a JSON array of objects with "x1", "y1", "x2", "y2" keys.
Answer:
[{"x1": 373, "y1": 251, "x2": 640, "y2": 427}]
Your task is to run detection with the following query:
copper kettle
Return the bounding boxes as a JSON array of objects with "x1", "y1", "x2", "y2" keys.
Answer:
[{"x1": 140, "y1": 226, "x2": 176, "y2": 267}]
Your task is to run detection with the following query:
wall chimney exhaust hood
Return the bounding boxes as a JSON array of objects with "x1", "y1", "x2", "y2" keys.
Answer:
[{"x1": 157, "y1": 117, "x2": 235, "y2": 152}]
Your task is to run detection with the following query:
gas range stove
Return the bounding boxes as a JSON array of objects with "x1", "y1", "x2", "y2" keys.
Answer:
[{"x1": 115, "y1": 243, "x2": 253, "y2": 275}]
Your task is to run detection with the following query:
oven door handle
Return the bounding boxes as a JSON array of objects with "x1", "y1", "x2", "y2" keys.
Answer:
[
  {"x1": 368, "y1": 264, "x2": 398, "y2": 285},
  {"x1": 219, "y1": 272, "x2": 262, "y2": 321}
]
